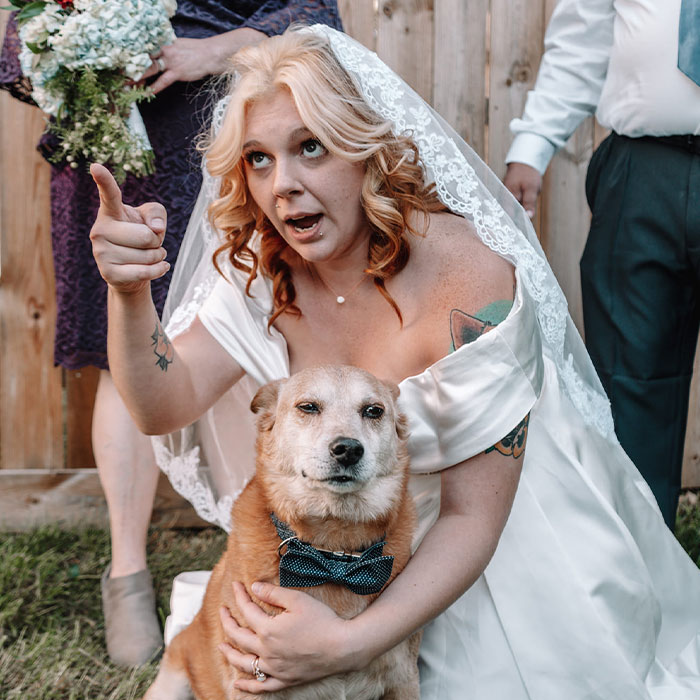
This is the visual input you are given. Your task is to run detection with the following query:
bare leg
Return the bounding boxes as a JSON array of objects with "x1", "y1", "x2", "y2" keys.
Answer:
[
  {"x1": 93, "y1": 369, "x2": 159, "y2": 576},
  {"x1": 93, "y1": 369, "x2": 163, "y2": 665}
]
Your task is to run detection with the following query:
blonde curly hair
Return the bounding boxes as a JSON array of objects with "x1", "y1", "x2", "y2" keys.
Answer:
[{"x1": 204, "y1": 28, "x2": 445, "y2": 327}]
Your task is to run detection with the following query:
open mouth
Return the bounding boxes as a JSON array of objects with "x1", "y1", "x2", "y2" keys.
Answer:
[{"x1": 286, "y1": 213, "x2": 322, "y2": 233}]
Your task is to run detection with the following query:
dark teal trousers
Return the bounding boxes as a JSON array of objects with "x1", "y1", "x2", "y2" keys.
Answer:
[{"x1": 581, "y1": 133, "x2": 700, "y2": 528}]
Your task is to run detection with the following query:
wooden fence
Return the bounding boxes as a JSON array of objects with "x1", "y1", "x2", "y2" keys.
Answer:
[{"x1": 1, "y1": 0, "x2": 698, "y2": 529}]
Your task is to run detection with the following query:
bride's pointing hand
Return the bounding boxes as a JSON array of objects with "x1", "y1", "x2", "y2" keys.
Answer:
[
  {"x1": 89, "y1": 163, "x2": 170, "y2": 295},
  {"x1": 219, "y1": 581, "x2": 361, "y2": 695}
]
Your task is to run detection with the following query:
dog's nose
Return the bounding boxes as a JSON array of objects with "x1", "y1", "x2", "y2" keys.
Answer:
[{"x1": 329, "y1": 437, "x2": 364, "y2": 467}]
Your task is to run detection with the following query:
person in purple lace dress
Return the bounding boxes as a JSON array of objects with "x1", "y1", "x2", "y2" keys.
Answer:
[{"x1": 0, "y1": 0, "x2": 342, "y2": 667}]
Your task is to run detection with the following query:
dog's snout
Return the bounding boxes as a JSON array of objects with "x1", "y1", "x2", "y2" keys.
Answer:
[{"x1": 329, "y1": 437, "x2": 364, "y2": 467}]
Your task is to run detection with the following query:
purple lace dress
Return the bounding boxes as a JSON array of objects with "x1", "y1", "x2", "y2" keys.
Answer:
[{"x1": 0, "y1": 1, "x2": 342, "y2": 369}]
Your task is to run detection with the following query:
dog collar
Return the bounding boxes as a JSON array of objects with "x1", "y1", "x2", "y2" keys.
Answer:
[{"x1": 270, "y1": 513, "x2": 394, "y2": 596}]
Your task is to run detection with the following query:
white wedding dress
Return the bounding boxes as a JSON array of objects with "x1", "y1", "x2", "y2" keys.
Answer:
[
  {"x1": 151, "y1": 24, "x2": 700, "y2": 700},
  {"x1": 159, "y1": 260, "x2": 700, "y2": 699}
]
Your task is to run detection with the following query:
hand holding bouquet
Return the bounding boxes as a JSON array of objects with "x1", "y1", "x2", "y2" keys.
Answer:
[{"x1": 7, "y1": 0, "x2": 177, "y2": 182}]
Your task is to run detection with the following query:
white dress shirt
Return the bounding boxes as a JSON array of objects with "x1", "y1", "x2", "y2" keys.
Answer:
[{"x1": 506, "y1": 0, "x2": 700, "y2": 174}]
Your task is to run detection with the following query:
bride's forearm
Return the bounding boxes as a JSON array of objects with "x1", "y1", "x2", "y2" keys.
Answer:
[
  {"x1": 342, "y1": 449, "x2": 522, "y2": 671},
  {"x1": 106, "y1": 286, "x2": 193, "y2": 434},
  {"x1": 342, "y1": 509, "x2": 501, "y2": 670},
  {"x1": 107, "y1": 283, "x2": 244, "y2": 435}
]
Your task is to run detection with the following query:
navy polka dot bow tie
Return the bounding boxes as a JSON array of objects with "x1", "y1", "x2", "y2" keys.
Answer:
[{"x1": 271, "y1": 514, "x2": 394, "y2": 596}]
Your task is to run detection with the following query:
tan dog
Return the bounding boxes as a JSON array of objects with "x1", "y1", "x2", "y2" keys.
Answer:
[{"x1": 143, "y1": 365, "x2": 419, "y2": 700}]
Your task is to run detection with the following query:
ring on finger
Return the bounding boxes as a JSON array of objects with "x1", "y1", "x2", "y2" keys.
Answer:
[
  {"x1": 156, "y1": 57, "x2": 166, "y2": 72},
  {"x1": 251, "y1": 655, "x2": 267, "y2": 683}
]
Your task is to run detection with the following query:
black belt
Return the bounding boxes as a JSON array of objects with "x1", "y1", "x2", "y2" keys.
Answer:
[{"x1": 642, "y1": 133, "x2": 700, "y2": 155}]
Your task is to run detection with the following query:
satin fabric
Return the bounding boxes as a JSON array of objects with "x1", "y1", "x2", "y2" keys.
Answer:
[{"x1": 161, "y1": 259, "x2": 700, "y2": 698}]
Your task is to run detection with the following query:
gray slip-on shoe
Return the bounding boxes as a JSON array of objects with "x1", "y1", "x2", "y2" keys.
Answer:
[{"x1": 101, "y1": 564, "x2": 163, "y2": 667}]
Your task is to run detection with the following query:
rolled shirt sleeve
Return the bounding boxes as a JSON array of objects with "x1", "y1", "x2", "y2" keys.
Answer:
[{"x1": 505, "y1": 0, "x2": 615, "y2": 173}]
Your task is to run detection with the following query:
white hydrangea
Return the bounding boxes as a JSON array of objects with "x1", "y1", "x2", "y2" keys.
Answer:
[
  {"x1": 161, "y1": 0, "x2": 177, "y2": 17},
  {"x1": 28, "y1": 83, "x2": 62, "y2": 116},
  {"x1": 19, "y1": 0, "x2": 177, "y2": 109}
]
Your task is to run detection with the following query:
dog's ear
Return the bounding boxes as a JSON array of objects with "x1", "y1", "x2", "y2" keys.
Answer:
[
  {"x1": 381, "y1": 379, "x2": 400, "y2": 403},
  {"x1": 395, "y1": 410, "x2": 409, "y2": 441},
  {"x1": 250, "y1": 379, "x2": 284, "y2": 430},
  {"x1": 380, "y1": 380, "x2": 407, "y2": 439}
]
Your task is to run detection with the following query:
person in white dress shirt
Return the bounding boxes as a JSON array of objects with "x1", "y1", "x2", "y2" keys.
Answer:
[{"x1": 504, "y1": 0, "x2": 700, "y2": 528}]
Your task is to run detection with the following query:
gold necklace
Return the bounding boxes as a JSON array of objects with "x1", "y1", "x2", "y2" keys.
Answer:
[{"x1": 315, "y1": 271, "x2": 369, "y2": 304}]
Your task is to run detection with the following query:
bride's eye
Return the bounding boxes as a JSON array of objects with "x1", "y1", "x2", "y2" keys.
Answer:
[
  {"x1": 301, "y1": 139, "x2": 326, "y2": 159},
  {"x1": 244, "y1": 151, "x2": 272, "y2": 169}
]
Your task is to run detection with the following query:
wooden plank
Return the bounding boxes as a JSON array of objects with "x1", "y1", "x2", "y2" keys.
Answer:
[
  {"x1": 433, "y1": 0, "x2": 489, "y2": 157},
  {"x1": 487, "y1": 0, "x2": 545, "y2": 176},
  {"x1": 682, "y1": 347, "x2": 700, "y2": 488},
  {"x1": 376, "y1": 0, "x2": 434, "y2": 103},
  {"x1": 594, "y1": 121, "x2": 610, "y2": 150},
  {"x1": 65, "y1": 366, "x2": 99, "y2": 469},
  {"x1": 0, "y1": 47, "x2": 63, "y2": 470},
  {"x1": 0, "y1": 470, "x2": 208, "y2": 531},
  {"x1": 338, "y1": 0, "x2": 377, "y2": 51},
  {"x1": 539, "y1": 122, "x2": 595, "y2": 334}
]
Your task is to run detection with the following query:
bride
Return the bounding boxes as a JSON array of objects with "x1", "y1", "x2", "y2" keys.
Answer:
[{"x1": 89, "y1": 25, "x2": 700, "y2": 699}]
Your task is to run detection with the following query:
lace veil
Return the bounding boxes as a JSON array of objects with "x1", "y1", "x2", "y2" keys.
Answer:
[{"x1": 153, "y1": 24, "x2": 615, "y2": 531}]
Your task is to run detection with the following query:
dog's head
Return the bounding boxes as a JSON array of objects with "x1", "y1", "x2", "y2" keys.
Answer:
[{"x1": 250, "y1": 365, "x2": 409, "y2": 523}]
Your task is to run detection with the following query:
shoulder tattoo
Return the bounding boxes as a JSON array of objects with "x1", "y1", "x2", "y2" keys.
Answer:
[
  {"x1": 485, "y1": 414, "x2": 529, "y2": 459},
  {"x1": 151, "y1": 319, "x2": 173, "y2": 372},
  {"x1": 450, "y1": 298, "x2": 513, "y2": 350}
]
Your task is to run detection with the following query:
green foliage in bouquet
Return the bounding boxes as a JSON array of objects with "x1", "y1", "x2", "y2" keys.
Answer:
[
  {"x1": 4, "y1": 0, "x2": 177, "y2": 183},
  {"x1": 3, "y1": 0, "x2": 51, "y2": 25},
  {"x1": 48, "y1": 68, "x2": 155, "y2": 183}
]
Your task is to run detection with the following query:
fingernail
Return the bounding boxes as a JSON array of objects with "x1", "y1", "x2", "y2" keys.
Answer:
[
  {"x1": 251, "y1": 582, "x2": 263, "y2": 595},
  {"x1": 526, "y1": 209, "x2": 535, "y2": 219},
  {"x1": 152, "y1": 217, "x2": 165, "y2": 229}
]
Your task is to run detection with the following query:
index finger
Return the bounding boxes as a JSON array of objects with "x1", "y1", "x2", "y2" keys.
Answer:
[{"x1": 90, "y1": 163, "x2": 125, "y2": 219}]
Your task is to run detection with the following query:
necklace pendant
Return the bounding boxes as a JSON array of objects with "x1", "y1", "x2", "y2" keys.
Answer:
[{"x1": 336, "y1": 295, "x2": 345, "y2": 304}]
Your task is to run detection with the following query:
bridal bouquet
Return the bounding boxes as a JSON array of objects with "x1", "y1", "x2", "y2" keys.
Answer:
[{"x1": 8, "y1": 0, "x2": 177, "y2": 182}]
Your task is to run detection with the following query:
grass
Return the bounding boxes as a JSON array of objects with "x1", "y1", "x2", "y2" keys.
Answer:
[
  {"x1": 0, "y1": 526, "x2": 226, "y2": 700},
  {"x1": 676, "y1": 492, "x2": 700, "y2": 566},
  {"x1": 1, "y1": 499, "x2": 699, "y2": 699}
]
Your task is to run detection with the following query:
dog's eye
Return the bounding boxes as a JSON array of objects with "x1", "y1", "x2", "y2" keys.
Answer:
[
  {"x1": 362, "y1": 404, "x2": 384, "y2": 419},
  {"x1": 297, "y1": 402, "x2": 320, "y2": 414}
]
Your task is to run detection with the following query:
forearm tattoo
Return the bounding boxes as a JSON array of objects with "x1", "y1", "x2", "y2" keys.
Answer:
[
  {"x1": 151, "y1": 320, "x2": 173, "y2": 372},
  {"x1": 486, "y1": 414, "x2": 530, "y2": 459},
  {"x1": 449, "y1": 299, "x2": 527, "y2": 459}
]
